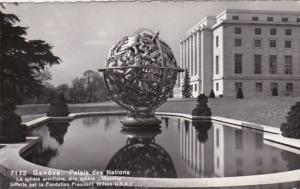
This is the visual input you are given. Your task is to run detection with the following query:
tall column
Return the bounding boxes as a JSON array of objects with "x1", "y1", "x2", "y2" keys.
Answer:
[
  {"x1": 196, "y1": 30, "x2": 202, "y2": 93},
  {"x1": 193, "y1": 34, "x2": 197, "y2": 77},
  {"x1": 201, "y1": 28, "x2": 213, "y2": 95},
  {"x1": 185, "y1": 38, "x2": 188, "y2": 73},
  {"x1": 179, "y1": 42, "x2": 183, "y2": 86},
  {"x1": 189, "y1": 36, "x2": 192, "y2": 76}
]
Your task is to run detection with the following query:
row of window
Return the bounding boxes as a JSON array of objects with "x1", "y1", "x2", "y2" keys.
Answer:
[
  {"x1": 215, "y1": 82, "x2": 294, "y2": 92},
  {"x1": 215, "y1": 54, "x2": 292, "y2": 75},
  {"x1": 234, "y1": 27, "x2": 293, "y2": 35},
  {"x1": 234, "y1": 38, "x2": 293, "y2": 48},
  {"x1": 236, "y1": 82, "x2": 293, "y2": 92},
  {"x1": 231, "y1": 54, "x2": 293, "y2": 74},
  {"x1": 232, "y1": 15, "x2": 300, "y2": 23}
]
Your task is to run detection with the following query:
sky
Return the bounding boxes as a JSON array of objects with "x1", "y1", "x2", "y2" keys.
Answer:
[{"x1": 4, "y1": 1, "x2": 300, "y2": 86}]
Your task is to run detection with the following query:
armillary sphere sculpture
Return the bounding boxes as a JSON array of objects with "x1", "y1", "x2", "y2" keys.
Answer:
[{"x1": 99, "y1": 29, "x2": 183, "y2": 128}]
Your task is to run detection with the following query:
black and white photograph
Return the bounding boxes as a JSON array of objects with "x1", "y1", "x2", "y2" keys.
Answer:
[{"x1": 1, "y1": 1, "x2": 300, "y2": 188}]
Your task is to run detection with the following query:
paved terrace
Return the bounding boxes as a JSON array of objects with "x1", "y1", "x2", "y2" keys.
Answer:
[{"x1": 17, "y1": 97, "x2": 300, "y2": 128}]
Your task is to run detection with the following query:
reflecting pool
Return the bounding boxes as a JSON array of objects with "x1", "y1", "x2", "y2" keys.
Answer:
[{"x1": 23, "y1": 115, "x2": 300, "y2": 178}]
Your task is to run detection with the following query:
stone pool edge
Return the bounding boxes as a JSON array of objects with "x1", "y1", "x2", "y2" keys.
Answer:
[{"x1": 0, "y1": 111, "x2": 298, "y2": 188}]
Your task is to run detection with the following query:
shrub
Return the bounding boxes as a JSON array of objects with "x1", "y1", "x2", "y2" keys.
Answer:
[
  {"x1": 280, "y1": 102, "x2": 300, "y2": 139},
  {"x1": 236, "y1": 88, "x2": 244, "y2": 99},
  {"x1": 209, "y1": 89, "x2": 215, "y2": 98},
  {"x1": 0, "y1": 99, "x2": 27, "y2": 143},
  {"x1": 192, "y1": 94, "x2": 212, "y2": 116},
  {"x1": 47, "y1": 93, "x2": 69, "y2": 117}
]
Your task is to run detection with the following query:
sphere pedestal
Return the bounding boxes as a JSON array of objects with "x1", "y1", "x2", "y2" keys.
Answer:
[{"x1": 121, "y1": 116, "x2": 161, "y2": 130}]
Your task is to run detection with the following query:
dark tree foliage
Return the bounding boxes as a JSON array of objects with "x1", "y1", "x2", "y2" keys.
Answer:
[
  {"x1": 209, "y1": 89, "x2": 215, "y2": 98},
  {"x1": 236, "y1": 87, "x2": 244, "y2": 99},
  {"x1": 0, "y1": 10, "x2": 60, "y2": 104},
  {"x1": 280, "y1": 102, "x2": 300, "y2": 139},
  {"x1": 47, "y1": 93, "x2": 69, "y2": 117},
  {"x1": 0, "y1": 99, "x2": 26, "y2": 143},
  {"x1": 181, "y1": 70, "x2": 192, "y2": 98}
]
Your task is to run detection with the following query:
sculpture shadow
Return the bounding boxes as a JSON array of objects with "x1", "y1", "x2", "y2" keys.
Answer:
[{"x1": 105, "y1": 128, "x2": 177, "y2": 178}]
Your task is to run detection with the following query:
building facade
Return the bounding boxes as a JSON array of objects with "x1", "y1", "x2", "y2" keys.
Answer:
[{"x1": 176, "y1": 9, "x2": 300, "y2": 98}]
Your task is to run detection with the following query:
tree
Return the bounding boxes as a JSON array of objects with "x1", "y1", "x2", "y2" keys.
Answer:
[
  {"x1": 69, "y1": 77, "x2": 87, "y2": 103},
  {"x1": 0, "y1": 9, "x2": 60, "y2": 104},
  {"x1": 280, "y1": 102, "x2": 300, "y2": 139},
  {"x1": 83, "y1": 70, "x2": 97, "y2": 103},
  {"x1": 56, "y1": 84, "x2": 70, "y2": 101},
  {"x1": 181, "y1": 70, "x2": 192, "y2": 98}
]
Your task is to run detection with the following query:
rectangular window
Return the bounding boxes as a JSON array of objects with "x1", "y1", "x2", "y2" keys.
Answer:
[
  {"x1": 282, "y1": 17, "x2": 288, "y2": 22},
  {"x1": 285, "y1": 55, "x2": 292, "y2": 74},
  {"x1": 269, "y1": 55, "x2": 277, "y2": 74},
  {"x1": 285, "y1": 29, "x2": 292, "y2": 36},
  {"x1": 235, "y1": 38, "x2": 242, "y2": 46},
  {"x1": 233, "y1": 16, "x2": 239, "y2": 20},
  {"x1": 216, "y1": 83, "x2": 219, "y2": 91},
  {"x1": 286, "y1": 83, "x2": 293, "y2": 92},
  {"x1": 271, "y1": 83, "x2": 278, "y2": 91},
  {"x1": 254, "y1": 55, "x2": 262, "y2": 74},
  {"x1": 235, "y1": 27, "x2": 241, "y2": 34},
  {"x1": 216, "y1": 56, "x2": 219, "y2": 74},
  {"x1": 256, "y1": 82, "x2": 263, "y2": 92},
  {"x1": 195, "y1": 84, "x2": 197, "y2": 92},
  {"x1": 285, "y1": 40, "x2": 292, "y2": 48},
  {"x1": 270, "y1": 40, "x2": 277, "y2": 48},
  {"x1": 235, "y1": 82, "x2": 242, "y2": 91},
  {"x1": 297, "y1": 18, "x2": 300, "y2": 22},
  {"x1": 255, "y1": 28, "x2": 261, "y2": 35},
  {"x1": 234, "y1": 54, "x2": 242, "y2": 74},
  {"x1": 267, "y1": 17, "x2": 274, "y2": 22},
  {"x1": 216, "y1": 36, "x2": 219, "y2": 47},
  {"x1": 254, "y1": 39, "x2": 262, "y2": 48},
  {"x1": 252, "y1": 16, "x2": 259, "y2": 21},
  {"x1": 270, "y1": 28, "x2": 276, "y2": 35}
]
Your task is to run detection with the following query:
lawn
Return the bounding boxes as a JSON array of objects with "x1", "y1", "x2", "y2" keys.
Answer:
[
  {"x1": 158, "y1": 97, "x2": 300, "y2": 128},
  {"x1": 17, "y1": 97, "x2": 300, "y2": 128}
]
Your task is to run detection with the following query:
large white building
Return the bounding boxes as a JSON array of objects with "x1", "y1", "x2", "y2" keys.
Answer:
[{"x1": 176, "y1": 9, "x2": 300, "y2": 98}]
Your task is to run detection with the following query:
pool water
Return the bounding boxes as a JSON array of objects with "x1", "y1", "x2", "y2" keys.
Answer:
[{"x1": 23, "y1": 115, "x2": 300, "y2": 178}]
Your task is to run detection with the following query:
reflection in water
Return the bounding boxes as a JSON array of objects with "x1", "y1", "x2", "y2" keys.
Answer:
[
  {"x1": 281, "y1": 150, "x2": 300, "y2": 170},
  {"x1": 24, "y1": 115, "x2": 300, "y2": 180},
  {"x1": 25, "y1": 146, "x2": 58, "y2": 166},
  {"x1": 47, "y1": 121, "x2": 70, "y2": 145},
  {"x1": 106, "y1": 129, "x2": 177, "y2": 178},
  {"x1": 163, "y1": 117, "x2": 169, "y2": 129},
  {"x1": 184, "y1": 120, "x2": 189, "y2": 133},
  {"x1": 192, "y1": 121, "x2": 212, "y2": 143},
  {"x1": 82, "y1": 116, "x2": 101, "y2": 127}
]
